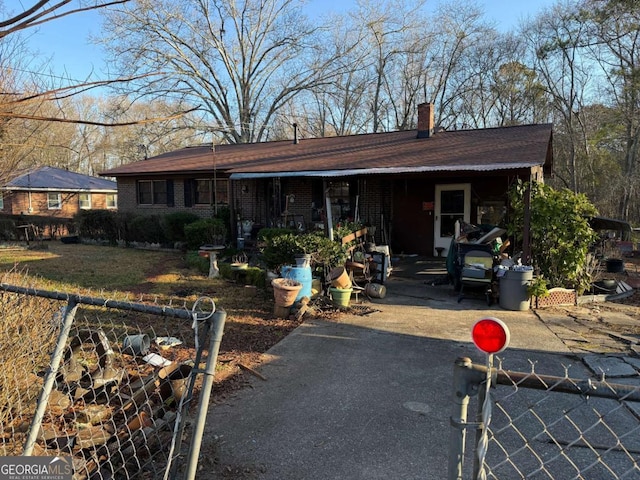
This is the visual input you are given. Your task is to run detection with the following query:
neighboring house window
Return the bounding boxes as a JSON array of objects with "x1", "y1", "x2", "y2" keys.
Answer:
[
  {"x1": 106, "y1": 193, "x2": 118, "y2": 209},
  {"x1": 79, "y1": 193, "x2": 92, "y2": 209},
  {"x1": 0, "y1": 194, "x2": 3, "y2": 210},
  {"x1": 48, "y1": 192, "x2": 62, "y2": 209},
  {"x1": 138, "y1": 180, "x2": 170, "y2": 205}
]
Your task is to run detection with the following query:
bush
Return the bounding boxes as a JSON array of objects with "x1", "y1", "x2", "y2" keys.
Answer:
[
  {"x1": 184, "y1": 218, "x2": 228, "y2": 250},
  {"x1": 128, "y1": 215, "x2": 165, "y2": 244},
  {"x1": 509, "y1": 181, "x2": 598, "y2": 294},
  {"x1": 0, "y1": 218, "x2": 16, "y2": 240},
  {"x1": 75, "y1": 210, "x2": 119, "y2": 243},
  {"x1": 185, "y1": 250, "x2": 210, "y2": 274},
  {"x1": 244, "y1": 267, "x2": 267, "y2": 288},
  {"x1": 214, "y1": 206, "x2": 232, "y2": 238},
  {"x1": 261, "y1": 232, "x2": 300, "y2": 270},
  {"x1": 256, "y1": 227, "x2": 293, "y2": 243},
  {"x1": 332, "y1": 221, "x2": 364, "y2": 241},
  {"x1": 260, "y1": 230, "x2": 348, "y2": 272},
  {"x1": 163, "y1": 212, "x2": 200, "y2": 243},
  {"x1": 114, "y1": 211, "x2": 137, "y2": 244}
]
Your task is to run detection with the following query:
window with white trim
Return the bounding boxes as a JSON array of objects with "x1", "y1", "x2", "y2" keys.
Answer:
[
  {"x1": 106, "y1": 193, "x2": 117, "y2": 209},
  {"x1": 79, "y1": 193, "x2": 92, "y2": 209},
  {"x1": 48, "y1": 193, "x2": 62, "y2": 209}
]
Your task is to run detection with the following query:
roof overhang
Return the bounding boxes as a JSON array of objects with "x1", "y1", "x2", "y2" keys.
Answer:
[
  {"x1": 229, "y1": 162, "x2": 539, "y2": 179},
  {"x1": 2, "y1": 187, "x2": 117, "y2": 193}
]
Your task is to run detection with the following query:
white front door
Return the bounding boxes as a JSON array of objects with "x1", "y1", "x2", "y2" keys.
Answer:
[{"x1": 434, "y1": 184, "x2": 471, "y2": 256}]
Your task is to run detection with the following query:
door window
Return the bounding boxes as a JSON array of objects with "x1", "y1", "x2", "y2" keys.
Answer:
[{"x1": 439, "y1": 189, "x2": 466, "y2": 237}]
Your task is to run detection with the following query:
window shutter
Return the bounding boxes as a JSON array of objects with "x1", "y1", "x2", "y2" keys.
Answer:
[
  {"x1": 167, "y1": 180, "x2": 174, "y2": 207},
  {"x1": 184, "y1": 179, "x2": 193, "y2": 207}
]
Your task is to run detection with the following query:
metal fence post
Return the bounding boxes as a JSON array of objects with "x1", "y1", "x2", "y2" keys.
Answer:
[
  {"x1": 23, "y1": 298, "x2": 78, "y2": 456},
  {"x1": 184, "y1": 308, "x2": 227, "y2": 480},
  {"x1": 449, "y1": 357, "x2": 473, "y2": 480},
  {"x1": 448, "y1": 357, "x2": 492, "y2": 480}
]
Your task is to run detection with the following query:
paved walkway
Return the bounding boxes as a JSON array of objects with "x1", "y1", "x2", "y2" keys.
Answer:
[{"x1": 198, "y1": 257, "x2": 639, "y2": 479}]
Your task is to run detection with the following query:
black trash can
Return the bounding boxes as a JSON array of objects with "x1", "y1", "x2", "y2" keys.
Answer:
[{"x1": 606, "y1": 258, "x2": 624, "y2": 273}]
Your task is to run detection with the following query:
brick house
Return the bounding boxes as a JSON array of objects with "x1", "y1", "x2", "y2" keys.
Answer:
[
  {"x1": 1, "y1": 166, "x2": 118, "y2": 219},
  {"x1": 100, "y1": 104, "x2": 552, "y2": 256}
]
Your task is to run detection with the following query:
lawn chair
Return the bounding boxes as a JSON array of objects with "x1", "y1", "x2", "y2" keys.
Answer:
[{"x1": 457, "y1": 249, "x2": 494, "y2": 304}]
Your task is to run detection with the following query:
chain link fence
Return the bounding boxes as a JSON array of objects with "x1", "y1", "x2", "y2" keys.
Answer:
[
  {"x1": 0, "y1": 282, "x2": 225, "y2": 479},
  {"x1": 449, "y1": 356, "x2": 640, "y2": 479}
]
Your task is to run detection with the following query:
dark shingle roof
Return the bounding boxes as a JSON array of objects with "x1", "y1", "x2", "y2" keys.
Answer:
[
  {"x1": 5, "y1": 166, "x2": 117, "y2": 191},
  {"x1": 100, "y1": 124, "x2": 553, "y2": 178}
]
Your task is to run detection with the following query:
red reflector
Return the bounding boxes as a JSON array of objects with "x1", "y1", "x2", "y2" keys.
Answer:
[{"x1": 472, "y1": 317, "x2": 510, "y2": 354}]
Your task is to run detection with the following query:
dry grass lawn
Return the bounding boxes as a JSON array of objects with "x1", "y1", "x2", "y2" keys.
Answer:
[{"x1": 0, "y1": 241, "x2": 302, "y2": 403}]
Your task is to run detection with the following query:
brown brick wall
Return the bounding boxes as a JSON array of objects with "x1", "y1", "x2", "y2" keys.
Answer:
[
  {"x1": 1, "y1": 191, "x2": 117, "y2": 219},
  {"x1": 119, "y1": 177, "x2": 228, "y2": 219}
]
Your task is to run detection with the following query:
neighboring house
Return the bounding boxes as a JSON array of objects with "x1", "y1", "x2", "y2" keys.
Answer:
[
  {"x1": 100, "y1": 104, "x2": 552, "y2": 256},
  {"x1": 1, "y1": 166, "x2": 118, "y2": 219}
]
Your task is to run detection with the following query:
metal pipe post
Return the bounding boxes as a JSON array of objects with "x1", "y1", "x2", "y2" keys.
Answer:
[
  {"x1": 23, "y1": 299, "x2": 78, "y2": 455},
  {"x1": 448, "y1": 357, "x2": 473, "y2": 480},
  {"x1": 184, "y1": 309, "x2": 227, "y2": 480}
]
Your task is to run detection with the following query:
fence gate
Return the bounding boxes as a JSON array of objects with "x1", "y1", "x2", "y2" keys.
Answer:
[
  {"x1": 0, "y1": 284, "x2": 226, "y2": 480},
  {"x1": 449, "y1": 356, "x2": 640, "y2": 479}
]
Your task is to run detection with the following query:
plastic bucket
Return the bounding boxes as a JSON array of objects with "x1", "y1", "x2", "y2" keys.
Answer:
[
  {"x1": 328, "y1": 266, "x2": 352, "y2": 289},
  {"x1": 330, "y1": 287, "x2": 353, "y2": 307},
  {"x1": 365, "y1": 283, "x2": 386, "y2": 299},
  {"x1": 499, "y1": 269, "x2": 533, "y2": 311},
  {"x1": 281, "y1": 266, "x2": 312, "y2": 302},
  {"x1": 294, "y1": 254, "x2": 312, "y2": 268},
  {"x1": 122, "y1": 334, "x2": 150, "y2": 356},
  {"x1": 606, "y1": 258, "x2": 624, "y2": 273}
]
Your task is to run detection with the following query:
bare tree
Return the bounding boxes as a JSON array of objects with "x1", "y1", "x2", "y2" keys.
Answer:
[
  {"x1": 584, "y1": 0, "x2": 640, "y2": 221},
  {"x1": 419, "y1": 0, "x2": 495, "y2": 129},
  {"x1": 0, "y1": 0, "x2": 204, "y2": 183},
  {"x1": 522, "y1": 1, "x2": 592, "y2": 192},
  {"x1": 101, "y1": 0, "x2": 354, "y2": 144},
  {"x1": 295, "y1": 13, "x2": 373, "y2": 137},
  {"x1": 348, "y1": 0, "x2": 427, "y2": 133}
]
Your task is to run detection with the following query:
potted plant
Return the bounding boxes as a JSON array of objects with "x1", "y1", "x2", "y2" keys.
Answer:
[{"x1": 260, "y1": 230, "x2": 348, "y2": 274}]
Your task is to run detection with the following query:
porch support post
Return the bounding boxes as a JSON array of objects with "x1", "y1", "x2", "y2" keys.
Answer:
[{"x1": 522, "y1": 177, "x2": 532, "y2": 264}]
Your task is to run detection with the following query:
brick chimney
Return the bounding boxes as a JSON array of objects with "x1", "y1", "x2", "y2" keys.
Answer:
[{"x1": 417, "y1": 103, "x2": 435, "y2": 138}]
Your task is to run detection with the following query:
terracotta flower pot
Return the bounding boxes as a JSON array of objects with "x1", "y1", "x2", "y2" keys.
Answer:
[{"x1": 271, "y1": 278, "x2": 303, "y2": 307}]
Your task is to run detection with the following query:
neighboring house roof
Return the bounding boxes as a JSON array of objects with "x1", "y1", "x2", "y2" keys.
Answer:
[
  {"x1": 100, "y1": 124, "x2": 553, "y2": 179},
  {"x1": 4, "y1": 166, "x2": 117, "y2": 192}
]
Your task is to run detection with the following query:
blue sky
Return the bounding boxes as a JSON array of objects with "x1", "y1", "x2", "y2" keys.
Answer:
[{"x1": 26, "y1": 0, "x2": 557, "y2": 86}]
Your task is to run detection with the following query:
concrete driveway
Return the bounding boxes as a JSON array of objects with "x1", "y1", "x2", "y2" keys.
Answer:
[{"x1": 197, "y1": 258, "x2": 579, "y2": 479}]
